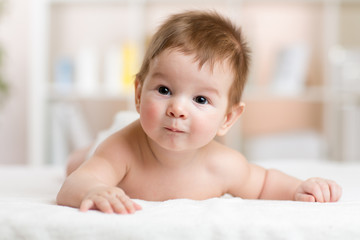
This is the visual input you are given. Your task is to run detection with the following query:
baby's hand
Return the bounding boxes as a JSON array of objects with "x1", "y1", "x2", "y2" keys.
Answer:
[
  {"x1": 80, "y1": 186, "x2": 142, "y2": 214},
  {"x1": 294, "y1": 178, "x2": 342, "y2": 202}
]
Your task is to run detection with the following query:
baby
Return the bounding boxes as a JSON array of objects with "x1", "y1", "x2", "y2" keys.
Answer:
[{"x1": 57, "y1": 10, "x2": 342, "y2": 214}]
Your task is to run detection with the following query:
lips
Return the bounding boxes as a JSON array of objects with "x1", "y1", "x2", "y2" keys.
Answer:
[{"x1": 164, "y1": 127, "x2": 185, "y2": 133}]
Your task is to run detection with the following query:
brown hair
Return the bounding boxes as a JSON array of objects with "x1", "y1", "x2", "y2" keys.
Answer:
[{"x1": 136, "y1": 10, "x2": 250, "y2": 107}]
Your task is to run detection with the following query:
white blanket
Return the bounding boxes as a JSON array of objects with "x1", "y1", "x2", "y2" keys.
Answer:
[{"x1": 1, "y1": 160, "x2": 360, "y2": 240}]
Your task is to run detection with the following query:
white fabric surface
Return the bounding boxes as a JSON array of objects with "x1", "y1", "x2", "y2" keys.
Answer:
[{"x1": 1, "y1": 160, "x2": 360, "y2": 240}]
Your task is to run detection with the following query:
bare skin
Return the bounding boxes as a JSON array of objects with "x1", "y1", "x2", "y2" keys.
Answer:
[
  {"x1": 65, "y1": 146, "x2": 92, "y2": 176},
  {"x1": 58, "y1": 120, "x2": 341, "y2": 214},
  {"x1": 57, "y1": 50, "x2": 342, "y2": 214}
]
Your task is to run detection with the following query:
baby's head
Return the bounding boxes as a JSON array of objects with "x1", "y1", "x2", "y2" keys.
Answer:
[{"x1": 136, "y1": 10, "x2": 250, "y2": 109}]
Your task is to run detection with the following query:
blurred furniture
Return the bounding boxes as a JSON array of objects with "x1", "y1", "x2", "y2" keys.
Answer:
[
  {"x1": 29, "y1": 0, "x2": 359, "y2": 165},
  {"x1": 327, "y1": 47, "x2": 360, "y2": 162}
]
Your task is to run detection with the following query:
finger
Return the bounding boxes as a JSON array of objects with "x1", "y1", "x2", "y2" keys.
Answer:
[
  {"x1": 94, "y1": 197, "x2": 114, "y2": 214},
  {"x1": 329, "y1": 181, "x2": 342, "y2": 202},
  {"x1": 118, "y1": 195, "x2": 136, "y2": 214},
  {"x1": 133, "y1": 201, "x2": 142, "y2": 211},
  {"x1": 303, "y1": 181, "x2": 324, "y2": 203},
  {"x1": 80, "y1": 199, "x2": 94, "y2": 212},
  {"x1": 108, "y1": 197, "x2": 128, "y2": 214},
  {"x1": 316, "y1": 180, "x2": 331, "y2": 202},
  {"x1": 295, "y1": 193, "x2": 315, "y2": 202}
]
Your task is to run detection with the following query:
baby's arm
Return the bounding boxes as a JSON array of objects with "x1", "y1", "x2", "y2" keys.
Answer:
[
  {"x1": 57, "y1": 139, "x2": 141, "y2": 214},
  {"x1": 256, "y1": 168, "x2": 342, "y2": 202},
  {"x1": 225, "y1": 152, "x2": 342, "y2": 202}
]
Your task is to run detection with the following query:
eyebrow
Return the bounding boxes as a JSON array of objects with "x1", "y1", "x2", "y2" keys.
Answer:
[
  {"x1": 201, "y1": 87, "x2": 220, "y2": 97},
  {"x1": 151, "y1": 71, "x2": 168, "y2": 79}
]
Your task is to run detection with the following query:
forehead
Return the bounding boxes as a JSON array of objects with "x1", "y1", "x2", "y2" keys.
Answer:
[{"x1": 149, "y1": 49, "x2": 234, "y2": 86}]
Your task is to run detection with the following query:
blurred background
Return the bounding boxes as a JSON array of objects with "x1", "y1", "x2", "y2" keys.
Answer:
[{"x1": 0, "y1": 0, "x2": 359, "y2": 165}]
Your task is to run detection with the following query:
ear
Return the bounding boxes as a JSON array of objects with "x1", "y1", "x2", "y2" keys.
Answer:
[
  {"x1": 217, "y1": 102, "x2": 245, "y2": 136},
  {"x1": 134, "y1": 78, "x2": 142, "y2": 113}
]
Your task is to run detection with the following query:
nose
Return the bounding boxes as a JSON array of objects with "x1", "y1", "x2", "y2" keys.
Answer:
[{"x1": 166, "y1": 98, "x2": 187, "y2": 119}]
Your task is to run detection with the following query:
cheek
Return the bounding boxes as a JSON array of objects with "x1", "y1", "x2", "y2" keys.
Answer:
[
  {"x1": 191, "y1": 112, "x2": 224, "y2": 139},
  {"x1": 139, "y1": 98, "x2": 162, "y2": 130}
]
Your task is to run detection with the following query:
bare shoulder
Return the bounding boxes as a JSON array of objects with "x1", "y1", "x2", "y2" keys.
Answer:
[
  {"x1": 204, "y1": 140, "x2": 266, "y2": 199},
  {"x1": 95, "y1": 120, "x2": 142, "y2": 162},
  {"x1": 204, "y1": 140, "x2": 249, "y2": 178},
  {"x1": 75, "y1": 120, "x2": 143, "y2": 184}
]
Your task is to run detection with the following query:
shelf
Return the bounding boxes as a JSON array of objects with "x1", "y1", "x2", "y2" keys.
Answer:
[
  {"x1": 243, "y1": 87, "x2": 326, "y2": 102},
  {"x1": 48, "y1": 90, "x2": 134, "y2": 102}
]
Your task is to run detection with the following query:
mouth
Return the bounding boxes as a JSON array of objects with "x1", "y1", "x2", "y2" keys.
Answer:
[{"x1": 164, "y1": 127, "x2": 185, "y2": 133}]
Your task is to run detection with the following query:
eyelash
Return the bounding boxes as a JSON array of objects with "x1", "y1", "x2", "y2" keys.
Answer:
[{"x1": 157, "y1": 86, "x2": 209, "y2": 105}]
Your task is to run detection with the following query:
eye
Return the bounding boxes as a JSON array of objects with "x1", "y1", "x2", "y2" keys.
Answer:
[
  {"x1": 194, "y1": 96, "x2": 208, "y2": 105},
  {"x1": 158, "y1": 86, "x2": 171, "y2": 95}
]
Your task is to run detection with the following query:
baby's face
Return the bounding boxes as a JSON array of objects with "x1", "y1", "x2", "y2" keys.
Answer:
[{"x1": 136, "y1": 49, "x2": 234, "y2": 151}]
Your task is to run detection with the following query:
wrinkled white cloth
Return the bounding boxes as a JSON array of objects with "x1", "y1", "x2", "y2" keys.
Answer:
[
  {"x1": 1, "y1": 161, "x2": 360, "y2": 240},
  {"x1": 1, "y1": 196, "x2": 360, "y2": 240}
]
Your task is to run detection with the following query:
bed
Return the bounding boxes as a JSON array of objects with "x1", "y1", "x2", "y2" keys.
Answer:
[{"x1": 1, "y1": 159, "x2": 359, "y2": 240}]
